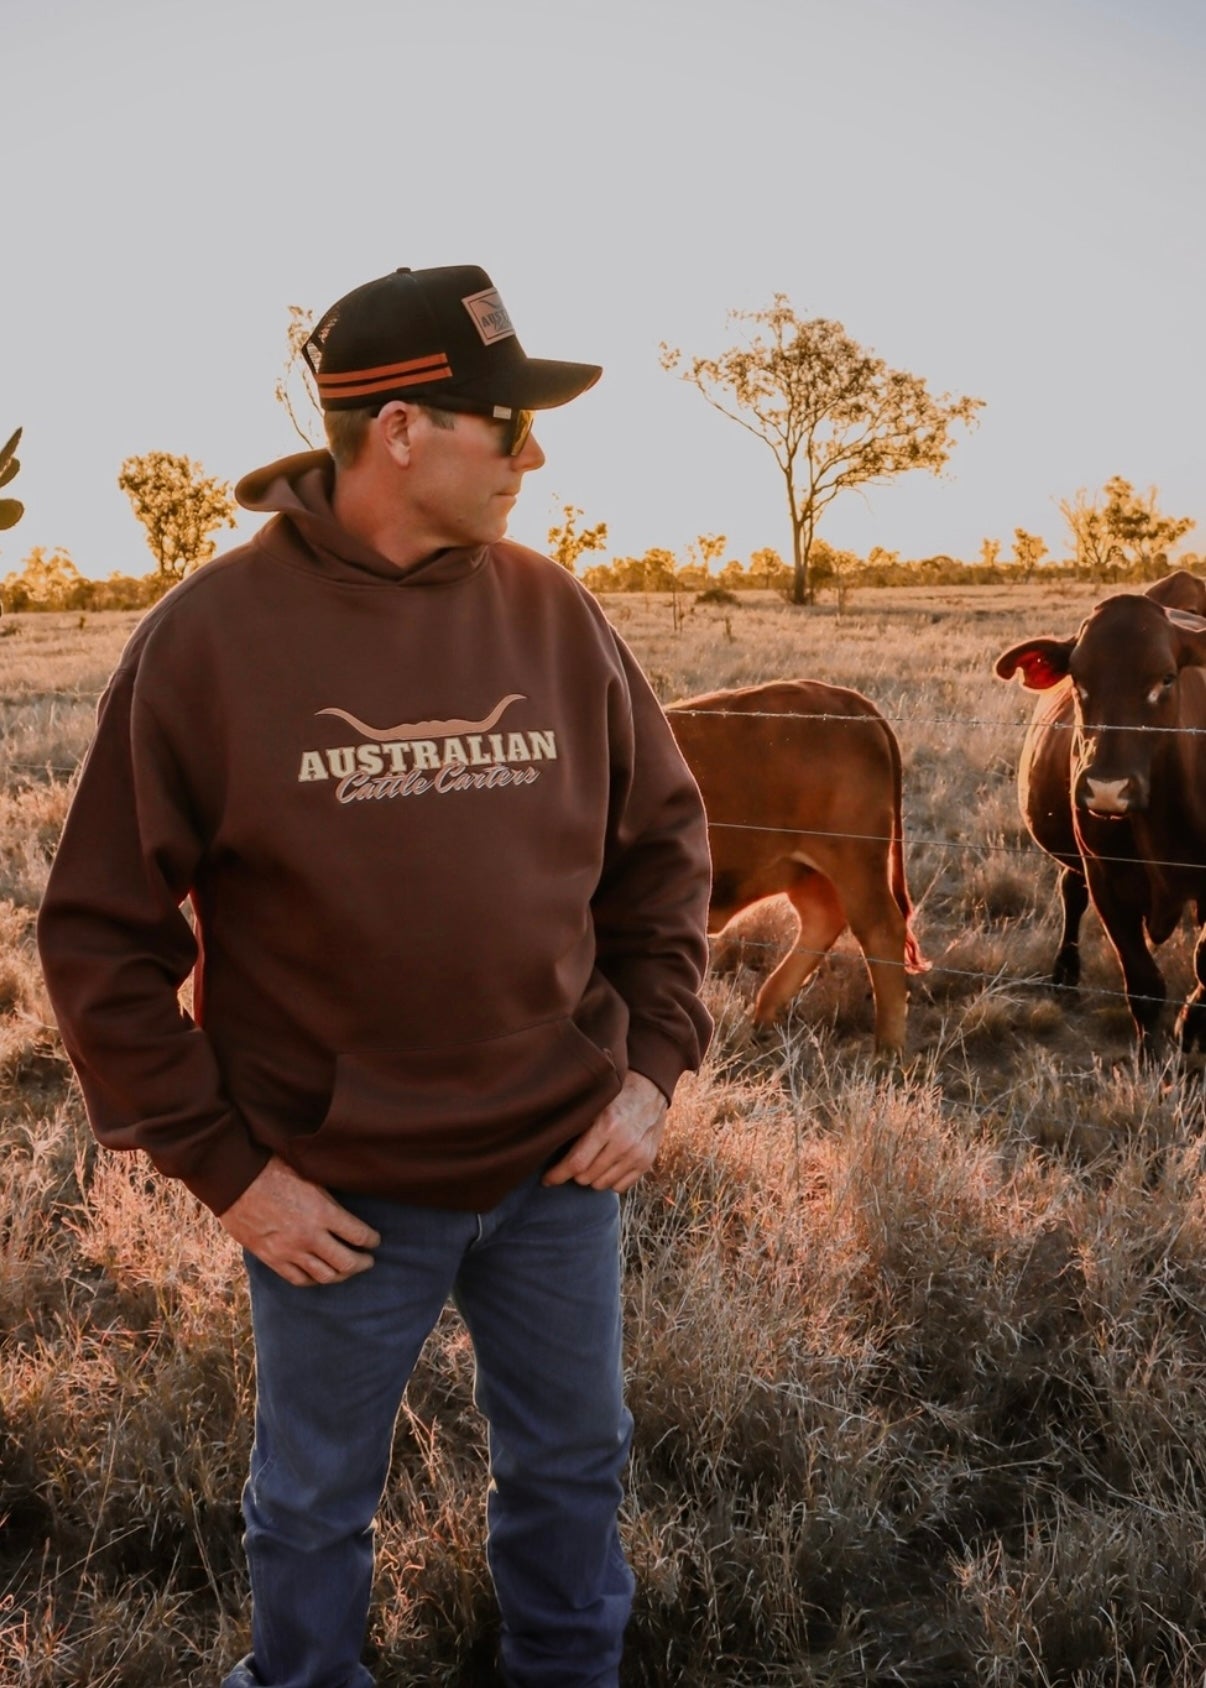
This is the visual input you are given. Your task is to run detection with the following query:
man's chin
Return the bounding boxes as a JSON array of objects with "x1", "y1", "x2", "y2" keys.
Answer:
[{"x1": 443, "y1": 518, "x2": 509, "y2": 549}]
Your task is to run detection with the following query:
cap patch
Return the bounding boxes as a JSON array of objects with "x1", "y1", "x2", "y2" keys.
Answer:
[{"x1": 462, "y1": 287, "x2": 515, "y2": 346}]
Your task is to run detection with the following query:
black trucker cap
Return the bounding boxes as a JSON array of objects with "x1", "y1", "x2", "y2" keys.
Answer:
[{"x1": 303, "y1": 265, "x2": 602, "y2": 413}]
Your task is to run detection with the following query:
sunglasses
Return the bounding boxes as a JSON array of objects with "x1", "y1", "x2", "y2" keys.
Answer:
[{"x1": 418, "y1": 397, "x2": 536, "y2": 457}]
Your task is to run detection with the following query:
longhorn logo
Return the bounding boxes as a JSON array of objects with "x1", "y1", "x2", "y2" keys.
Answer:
[{"x1": 316, "y1": 693, "x2": 526, "y2": 743}]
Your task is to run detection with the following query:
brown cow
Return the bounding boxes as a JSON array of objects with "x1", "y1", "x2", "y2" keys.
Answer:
[
  {"x1": 666, "y1": 680, "x2": 927, "y2": 1055},
  {"x1": 995, "y1": 570, "x2": 1206, "y2": 1058},
  {"x1": 997, "y1": 571, "x2": 1206, "y2": 993}
]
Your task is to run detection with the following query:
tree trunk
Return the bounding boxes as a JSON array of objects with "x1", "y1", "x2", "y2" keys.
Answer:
[{"x1": 789, "y1": 507, "x2": 808, "y2": 606}]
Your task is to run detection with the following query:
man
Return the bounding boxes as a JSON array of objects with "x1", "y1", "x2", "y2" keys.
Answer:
[{"x1": 37, "y1": 264, "x2": 712, "y2": 1688}]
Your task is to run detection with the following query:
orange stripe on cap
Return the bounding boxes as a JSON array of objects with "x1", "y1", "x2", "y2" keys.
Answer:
[
  {"x1": 318, "y1": 367, "x2": 455, "y2": 399},
  {"x1": 317, "y1": 352, "x2": 452, "y2": 390}
]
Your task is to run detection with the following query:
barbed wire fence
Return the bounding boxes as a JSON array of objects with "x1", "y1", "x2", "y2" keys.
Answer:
[
  {"x1": 665, "y1": 703, "x2": 1206, "y2": 1032},
  {"x1": 5, "y1": 695, "x2": 1206, "y2": 1077}
]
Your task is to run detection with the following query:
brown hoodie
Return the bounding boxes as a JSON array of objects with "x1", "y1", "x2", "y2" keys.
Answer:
[{"x1": 37, "y1": 453, "x2": 712, "y2": 1216}]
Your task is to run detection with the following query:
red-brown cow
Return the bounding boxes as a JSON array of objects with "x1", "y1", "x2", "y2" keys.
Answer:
[
  {"x1": 995, "y1": 570, "x2": 1206, "y2": 1058},
  {"x1": 667, "y1": 680, "x2": 927, "y2": 1055}
]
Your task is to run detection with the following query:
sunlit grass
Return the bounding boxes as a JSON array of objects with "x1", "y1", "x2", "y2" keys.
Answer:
[{"x1": 5, "y1": 589, "x2": 1206, "y2": 1684}]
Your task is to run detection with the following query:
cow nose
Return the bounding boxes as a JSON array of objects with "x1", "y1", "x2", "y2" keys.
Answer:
[{"x1": 1080, "y1": 775, "x2": 1132, "y2": 816}]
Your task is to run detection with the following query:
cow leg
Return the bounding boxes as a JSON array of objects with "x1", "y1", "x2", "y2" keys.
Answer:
[
  {"x1": 841, "y1": 875, "x2": 910, "y2": 1058},
  {"x1": 751, "y1": 874, "x2": 846, "y2": 1028},
  {"x1": 1087, "y1": 868, "x2": 1166, "y2": 1062},
  {"x1": 1052, "y1": 864, "x2": 1089, "y2": 990},
  {"x1": 1175, "y1": 926, "x2": 1206, "y2": 1055},
  {"x1": 800, "y1": 848, "x2": 910, "y2": 1056}
]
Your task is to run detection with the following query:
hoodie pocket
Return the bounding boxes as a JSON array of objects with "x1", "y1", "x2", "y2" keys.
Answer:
[{"x1": 283, "y1": 1016, "x2": 621, "y2": 1196}]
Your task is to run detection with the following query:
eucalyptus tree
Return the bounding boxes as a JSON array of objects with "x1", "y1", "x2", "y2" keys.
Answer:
[{"x1": 663, "y1": 299, "x2": 983, "y2": 604}]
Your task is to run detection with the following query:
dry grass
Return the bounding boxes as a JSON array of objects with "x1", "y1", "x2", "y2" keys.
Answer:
[{"x1": 4, "y1": 590, "x2": 1206, "y2": 1685}]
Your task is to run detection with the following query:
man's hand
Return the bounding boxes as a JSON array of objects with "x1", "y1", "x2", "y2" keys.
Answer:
[
  {"x1": 543, "y1": 1070, "x2": 668, "y2": 1194},
  {"x1": 219, "y1": 1155, "x2": 381, "y2": 1287}
]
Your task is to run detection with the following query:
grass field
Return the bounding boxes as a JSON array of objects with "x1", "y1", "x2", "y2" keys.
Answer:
[{"x1": 4, "y1": 585, "x2": 1206, "y2": 1686}]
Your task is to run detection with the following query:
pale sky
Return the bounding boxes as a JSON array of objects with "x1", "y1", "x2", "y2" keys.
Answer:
[{"x1": 6, "y1": 0, "x2": 1204, "y2": 580}]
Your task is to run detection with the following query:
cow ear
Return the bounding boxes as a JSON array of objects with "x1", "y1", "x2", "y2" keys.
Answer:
[
  {"x1": 1147, "y1": 570, "x2": 1206, "y2": 615},
  {"x1": 1165, "y1": 607, "x2": 1206, "y2": 667},
  {"x1": 994, "y1": 638, "x2": 1074, "y2": 690}
]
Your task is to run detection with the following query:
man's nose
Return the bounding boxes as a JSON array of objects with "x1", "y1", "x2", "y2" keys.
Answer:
[{"x1": 517, "y1": 430, "x2": 546, "y2": 471}]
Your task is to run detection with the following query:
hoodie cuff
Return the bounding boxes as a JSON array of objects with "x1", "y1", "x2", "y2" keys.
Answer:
[
  {"x1": 152, "y1": 1118, "x2": 273, "y2": 1218},
  {"x1": 626, "y1": 1026, "x2": 696, "y2": 1106}
]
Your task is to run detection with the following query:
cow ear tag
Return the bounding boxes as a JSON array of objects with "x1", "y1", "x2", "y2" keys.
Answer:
[
  {"x1": 1021, "y1": 652, "x2": 1069, "y2": 690},
  {"x1": 995, "y1": 641, "x2": 1070, "y2": 691}
]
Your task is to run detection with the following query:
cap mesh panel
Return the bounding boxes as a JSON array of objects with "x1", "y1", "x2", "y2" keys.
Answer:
[{"x1": 302, "y1": 304, "x2": 342, "y2": 378}]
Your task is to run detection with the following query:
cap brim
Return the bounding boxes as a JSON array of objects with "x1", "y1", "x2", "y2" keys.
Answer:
[{"x1": 452, "y1": 357, "x2": 602, "y2": 411}]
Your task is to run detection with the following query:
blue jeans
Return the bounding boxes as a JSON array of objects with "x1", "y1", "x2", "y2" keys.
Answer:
[{"x1": 220, "y1": 1174, "x2": 634, "y2": 1688}]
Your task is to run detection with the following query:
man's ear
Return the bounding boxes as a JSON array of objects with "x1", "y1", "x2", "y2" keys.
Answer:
[{"x1": 375, "y1": 400, "x2": 417, "y2": 464}]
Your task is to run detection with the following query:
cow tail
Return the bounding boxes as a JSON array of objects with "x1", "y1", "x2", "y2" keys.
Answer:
[{"x1": 885, "y1": 717, "x2": 931, "y2": 975}]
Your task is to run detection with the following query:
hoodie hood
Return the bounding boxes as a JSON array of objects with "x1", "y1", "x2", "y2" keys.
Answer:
[
  {"x1": 235, "y1": 449, "x2": 487, "y2": 588},
  {"x1": 236, "y1": 448, "x2": 334, "y2": 517}
]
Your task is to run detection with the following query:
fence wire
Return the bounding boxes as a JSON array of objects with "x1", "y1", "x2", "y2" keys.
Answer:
[
  {"x1": 706, "y1": 818, "x2": 1206, "y2": 880},
  {"x1": 671, "y1": 700, "x2": 1206, "y2": 1021},
  {"x1": 668, "y1": 703, "x2": 1206, "y2": 738},
  {"x1": 706, "y1": 929, "x2": 1198, "y2": 1017},
  {"x1": 6, "y1": 694, "x2": 1206, "y2": 1025}
]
